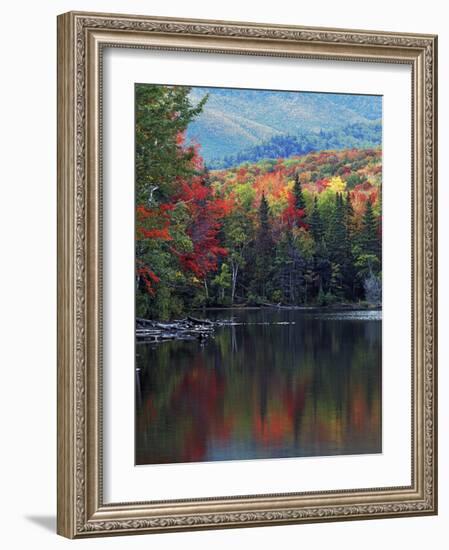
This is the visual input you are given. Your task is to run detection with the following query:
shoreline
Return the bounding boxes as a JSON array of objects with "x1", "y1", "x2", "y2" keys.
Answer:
[
  {"x1": 136, "y1": 306, "x2": 381, "y2": 344},
  {"x1": 193, "y1": 303, "x2": 382, "y2": 313}
]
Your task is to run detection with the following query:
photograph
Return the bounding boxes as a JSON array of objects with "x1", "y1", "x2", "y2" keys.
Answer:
[{"x1": 134, "y1": 84, "x2": 383, "y2": 466}]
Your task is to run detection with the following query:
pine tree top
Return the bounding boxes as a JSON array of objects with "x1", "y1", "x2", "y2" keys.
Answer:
[{"x1": 293, "y1": 171, "x2": 307, "y2": 211}]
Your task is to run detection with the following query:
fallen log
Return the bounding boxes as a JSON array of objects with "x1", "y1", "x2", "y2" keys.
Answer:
[
  {"x1": 136, "y1": 317, "x2": 216, "y2": 343},
  {"x1": 187, "y1": 315, "x2": 213, "y2": 325},
  {"x1": 260, "y1": 301, "x2": 283, "y2": 308},
  {"x1": 136, "y1": 317, "x2": 156, "y2": 327}
]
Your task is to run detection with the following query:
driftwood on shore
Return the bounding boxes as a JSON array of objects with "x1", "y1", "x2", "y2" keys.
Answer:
[
  {"x1": 136, "y1": 316, "x2": 221, "y2": 343},
  {"x1": 136, "y1": 303, "x2": 378, "y2": 344}
]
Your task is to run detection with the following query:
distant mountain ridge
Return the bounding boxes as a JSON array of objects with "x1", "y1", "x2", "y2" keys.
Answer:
[
  {"x1": 185, "y1": 87, "x2": 382, "y2": 167},
  {"x1": 209, "y1": 122, "x2": 382, "y2": 170}
]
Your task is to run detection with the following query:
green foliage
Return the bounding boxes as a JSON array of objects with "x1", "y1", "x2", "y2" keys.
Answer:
[
  {"x1": 310, "y1": 197, "x2": 324, "y2": 244},
  {"x1": 135, "y1": 88, "x2": 382, "y2": 317},
  {"x1": 354, "y1": 253, "x2": 380, "y2": 279},
  {"x1": 252, "y1": 194, "x2": 274, "y2": 299},
  {"x1": 135, "y1": 84, "x2": 207, "y2": 203},
  {"x1": 293, "y1": 172, "x2": 306, "y2": 211},
  {"x1": 317, "y1": 288, "x2": 338, "y2": 306},
  {"x1": 360, "y1": 200, "x2": 380, "y2": 260},
  {"x1": 346, "y1": 173, "x2": 364, "y2": 188},
  {"x1": 135, "y1": 84, "x2": 215, "y2": 319},
  {"x1": 212, "y1": 263, "x2": 232, "y2": 305}
]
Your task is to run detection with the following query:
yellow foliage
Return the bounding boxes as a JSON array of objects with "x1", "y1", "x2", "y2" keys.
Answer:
[
  {"x1": 328, "y1": 176, "x2": 346, "y2": 193},
  {"x1": 280, "y1": 181, "x2": 293, "y2": 200}
]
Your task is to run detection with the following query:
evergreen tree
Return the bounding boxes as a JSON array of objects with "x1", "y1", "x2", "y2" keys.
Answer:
[
  {"x1": 345, "y1": 192, "x2": 356, "y2": 240},
  {"x1": 293, "y1": 172, "x2": 307, "y2": 213},
  {"x1": 274, "y1": 230, "x2": 293, "y2": 303},
  {"x1": 329, "y1": 262, "x2": 344, "y2": 299},
  {"x1": 310, "y1": 196, "x2": 324, "y2": 244},
  {"x1": 360, "y1": 200, "x2": 380, "y2": 260},
  {"x1": 308, "y1": 197, "x2": 331, "y2": 297},
  {"x1": 328, "y1": 193, "x2": 346, "y2": 266},
  {"x1": 274, "y1": 229, "x2": 304, "y2": 304},
  {"x1": 342, "y1": 192, "x2": 356, "y2": 299},
  {"x1": 326, "y1": 194, "x2": 347, "y2": 298},
  {"x1": 253, "y1": 193, "x2": 274, "y2": 299},
  {"x1": 313, "y1": 245, "x2": 332, "y2": 298}
]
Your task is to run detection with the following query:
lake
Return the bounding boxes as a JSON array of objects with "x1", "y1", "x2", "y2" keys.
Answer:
[{"x1": 135, "y1": 308, "x2": 381, "y2": 465}]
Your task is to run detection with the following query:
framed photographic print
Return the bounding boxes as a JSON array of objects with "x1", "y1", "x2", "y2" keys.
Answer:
[{"x1": 57, "y1": 11, "x2": 438, "y2": 538}]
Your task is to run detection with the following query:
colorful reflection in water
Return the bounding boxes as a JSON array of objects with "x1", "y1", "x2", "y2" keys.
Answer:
[{"x1": 135, "y1": 309, "x2": 381, "y2": 465}]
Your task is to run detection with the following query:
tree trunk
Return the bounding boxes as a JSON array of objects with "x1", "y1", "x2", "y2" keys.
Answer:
[{"x1": 231, "y1": 262, "x2": 238, "y2": 304}]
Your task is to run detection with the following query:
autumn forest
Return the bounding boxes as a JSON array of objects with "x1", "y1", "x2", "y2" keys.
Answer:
[{"x1": 135, "y1": 84, "x2": 382, "y2": 321}]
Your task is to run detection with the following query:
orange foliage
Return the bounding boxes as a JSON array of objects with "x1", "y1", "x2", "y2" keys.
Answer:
[
  {"x1": 350, "y1": 182, "x2": 379, "y2": 217},
  {"x1": 253, "y1": 171, "x2": 286, "y2": 203}
]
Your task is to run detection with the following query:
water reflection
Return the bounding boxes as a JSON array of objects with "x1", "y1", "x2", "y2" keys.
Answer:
[{"x1": 135, "y1": 309, "x2": 381, "y2": 465}]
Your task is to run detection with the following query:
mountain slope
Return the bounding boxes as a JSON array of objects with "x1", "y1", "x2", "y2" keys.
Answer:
[
  {"x1": 186, "y1": 87, "x2": 382, "y2": 165},
  {"x1": 210, "y1": 121, "x2": 382, "y2": 169}
]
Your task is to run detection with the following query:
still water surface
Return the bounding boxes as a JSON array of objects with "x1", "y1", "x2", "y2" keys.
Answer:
[{"x1": 135, "y1": 309, "x2": 381, "y2": 465}]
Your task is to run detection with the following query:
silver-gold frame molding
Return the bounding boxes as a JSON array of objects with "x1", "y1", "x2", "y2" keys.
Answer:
[{"x1": 57, "y1": 11, "x2": 438, "y2": 538}]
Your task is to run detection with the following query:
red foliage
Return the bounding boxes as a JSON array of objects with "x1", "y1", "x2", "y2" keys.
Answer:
[
  {"x1": 176, "y1": 130, "x2": 185, "y2": 146},
  {"x1": 136, "y1": 204, "x2": 173, "y2": 241},
  {"x1": 170, "y1": 173, "x2": 231, "y2": 279},
  {"x1": 179, "y1": 177, "x2": 209, "y2": 202},
  {"x1": 281, "y1": 191, "x2": 307, "y2": 229},
  {"x1": 136, "y1": 203, "x2": 173, "y2": 220},
  {"x1": 139, "y1": 226, "x2": 172, "y2": 240},
  {"x1": 136, "y1": 262, "x2": 160, "y2": 296},
  {"x1": 137, "y1": 131, "x2": 231, "y2": 290},
  {"x1": 236, "y1": 167, "x2": 248, "y2": 183},
  {"x1": 316, "y1": 178, "x2": 330, "y2": 193}
]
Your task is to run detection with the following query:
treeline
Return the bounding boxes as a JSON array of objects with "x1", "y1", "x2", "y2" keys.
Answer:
[
  {"x1": 135, "y1": 84, "x2": 382, "y2": 321},
  {"x1": 208, "y1": 171, "x2": 381, "y2": 310},
  {"x1": 209, "y1": 122, "x2": 381, "y2": 169}
]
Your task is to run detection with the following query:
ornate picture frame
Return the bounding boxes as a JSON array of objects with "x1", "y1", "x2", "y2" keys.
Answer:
[{"x1": 57, "y1": 11, "x2": 437, "y2": 538}]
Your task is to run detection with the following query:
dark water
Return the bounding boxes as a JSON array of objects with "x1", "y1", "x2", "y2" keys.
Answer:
[{"x1": 135, "y1": 309, "x2": 381, "y2": 465}]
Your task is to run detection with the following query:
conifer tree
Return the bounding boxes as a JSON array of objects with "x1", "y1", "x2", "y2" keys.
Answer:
[
  {"x1": 329, "y1": 193, "x2": 346, "y2": 266},
  {"x1": 341, "y1": 192, "x2": 356, "y2": 299},
  {"x1": 274, "y1": 228, "x2": 304, "y2": 304},
  {"x1": 253, "y1": 193, "x2": 274, "y2": 299},
  {"x1": 326, "y1": 194, "x2": 347, "y2": 298},
  {"x1": 309, "y1": 196, "x2": 331, "y2": 297},
  {"x1": 310, "y1": 196, "x2": 324, "y2": 244},
  {"x1": 293, "y1": 172, "x2": 307, "y2": 213},
  {"x1": 345, "y1": 191, "x2": 356, "y2": 240},
  {"x1": 360, "y1": 199, "x2": 379, "y2": 259}
]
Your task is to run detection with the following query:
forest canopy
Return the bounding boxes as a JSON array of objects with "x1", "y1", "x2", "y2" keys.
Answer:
[{"x1": 136, "y1": 84, "x2": 382, "y2": 320}]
